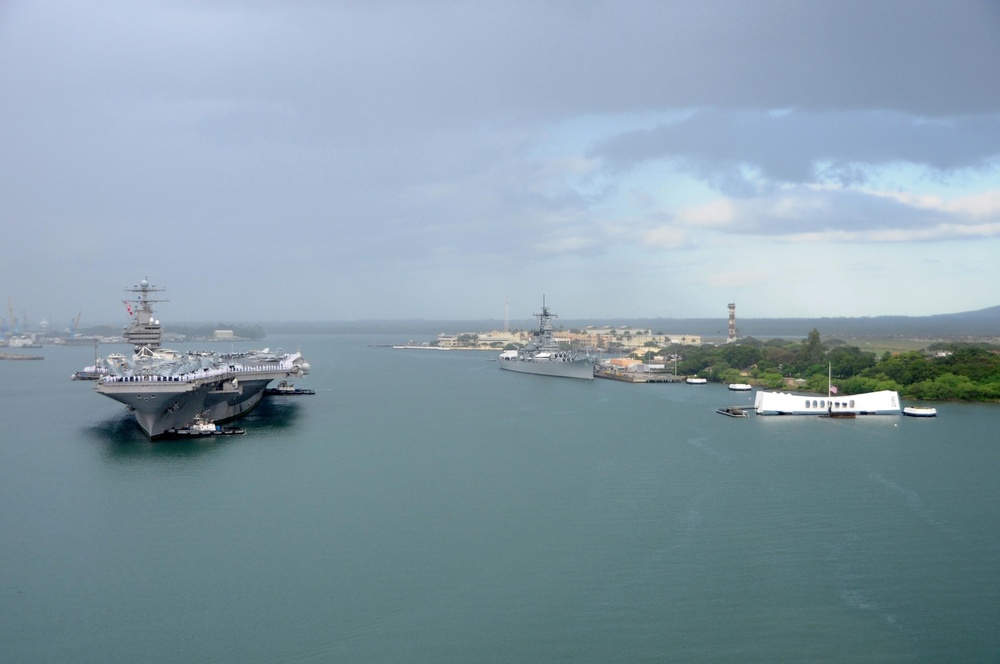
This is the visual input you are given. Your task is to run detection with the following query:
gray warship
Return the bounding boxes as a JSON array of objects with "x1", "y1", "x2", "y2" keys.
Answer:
[
  {"x1": 80, "y1": 278, "x2": 311, "y2": 439},
  {"x1": 497, "y1": 299, "x2": 593, "y2": 380}
]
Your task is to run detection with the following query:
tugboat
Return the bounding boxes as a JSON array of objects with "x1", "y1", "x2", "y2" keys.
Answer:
[
  {"x1": 264, "y1": 380, "x2": 316, "y2": 396},
  {"x1": 166, "y1": 416, "x2": 245, "y2": 438}
]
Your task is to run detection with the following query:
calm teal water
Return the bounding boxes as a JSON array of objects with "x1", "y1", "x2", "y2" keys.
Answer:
[{"x1": 2, "y1": 335, "x2": 999, "y2": 663}]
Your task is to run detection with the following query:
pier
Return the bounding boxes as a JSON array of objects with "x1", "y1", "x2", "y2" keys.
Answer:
[{"x1": 0, "y1": 352, "x2": 43, "y2": 360}]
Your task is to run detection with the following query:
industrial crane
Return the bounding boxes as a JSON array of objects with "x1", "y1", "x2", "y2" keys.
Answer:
[{"x1": 7, "y1": 297, "x2": 18, "y2": 335}]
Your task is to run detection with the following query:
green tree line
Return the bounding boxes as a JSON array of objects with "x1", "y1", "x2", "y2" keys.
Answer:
[{"x1": 651, "y1": 330, "x2": 1000, "y2": 402}]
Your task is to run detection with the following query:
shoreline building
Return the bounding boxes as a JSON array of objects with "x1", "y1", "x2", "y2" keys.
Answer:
[{"x1": 581, "y1": 327, "x2": 701, "y2": 350}]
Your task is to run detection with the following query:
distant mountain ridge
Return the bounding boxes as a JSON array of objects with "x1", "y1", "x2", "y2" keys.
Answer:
[
  {"x1": 929, "y1": 304, "x2": 1000, "y2": 320},
  {"x1": 255, "y1": 305, "x2": 1000, "y2": 339}
]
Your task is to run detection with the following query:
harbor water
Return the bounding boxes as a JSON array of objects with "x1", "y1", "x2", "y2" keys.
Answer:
[{"x1": 2, "y1": 334, "x2": 999, "y2": 663}]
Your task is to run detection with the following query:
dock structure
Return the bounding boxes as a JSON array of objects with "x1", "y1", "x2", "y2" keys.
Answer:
[{"x1": 0, "y1": 352, "x2": 43, "y2": 360}]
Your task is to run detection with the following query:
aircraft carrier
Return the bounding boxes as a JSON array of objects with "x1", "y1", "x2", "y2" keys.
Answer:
[{"x1": 81, "y1": 278, "x2": 310, "y2": 439}]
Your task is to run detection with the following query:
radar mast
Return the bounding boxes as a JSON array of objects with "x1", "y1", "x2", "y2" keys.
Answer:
[{"x1": 123, "y1": 277, "x2": 168, "y2": 350}]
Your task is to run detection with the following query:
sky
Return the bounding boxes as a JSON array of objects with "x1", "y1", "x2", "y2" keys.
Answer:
[{"x1": 2, "y1": 0, "x2": 999, "y2": 326}]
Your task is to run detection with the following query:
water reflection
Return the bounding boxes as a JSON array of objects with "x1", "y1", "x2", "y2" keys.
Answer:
[
  {"x1": 84, "y1": 397, "x2": 303, "y2": 459},
  {"x1": 240, "y1": 397, "x2": 302, "y2": 432},
  {"x1": 85, "y1": 413, "x2": 149, "y2": 444},
  {"x1": 87, "y1": 415, "x2": 222, "y2": 461}
]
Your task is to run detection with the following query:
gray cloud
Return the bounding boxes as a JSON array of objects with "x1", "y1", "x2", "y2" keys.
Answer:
[
  {"x1": 722, "y1": 187, "x2": 954, "y2": 236},
  {"x1": 2, "y1": 0, "x2": 999, "y2": 320},
  {"x1": 593, "y1": 110, "x2": 1000, "y2": 194}
]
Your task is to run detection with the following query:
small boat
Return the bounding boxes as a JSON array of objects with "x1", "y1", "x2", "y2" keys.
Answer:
[
  {"x1": 716, "y1": 406, "x2": 749, "y2": 418},
  {"x1": 71, "y1": 367, "x2": 107, "y2": 380},
  {"x1": 167, "y1": 416, "x2": 245, "y2": 437},
  {"x1": 728, "y1": 383, "x2": 752, "y2": 391},
  {"x1": 686, "y1": 377, "x2": 707, "y2": 384},
  {"x1": 264, "y1": 380, "x2": 316, "y2": 396},
  {"x1": 903, "y1": 406, "x2": 937, "y2": 418}
]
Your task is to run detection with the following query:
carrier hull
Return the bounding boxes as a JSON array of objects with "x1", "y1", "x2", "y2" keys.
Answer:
[
  {"x1": 82, "y1": 277, "x2": 311, "y2": 439},
  {"x1": 96, "y1": 356, "x2": 310, "y2": 438}
]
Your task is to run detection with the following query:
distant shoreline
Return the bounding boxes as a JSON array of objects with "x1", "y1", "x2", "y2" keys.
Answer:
[{"x1": 66, "y1": 305, "x2": 1000, "y2": 342}]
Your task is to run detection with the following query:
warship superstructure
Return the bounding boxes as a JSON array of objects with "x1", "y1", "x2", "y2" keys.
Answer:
[
  {"x1": 81, "y1": 278, "x2": 310, "y2": 438},
  {"x1": 498, "y1": 298, "x2": 593, "y2": 380}
]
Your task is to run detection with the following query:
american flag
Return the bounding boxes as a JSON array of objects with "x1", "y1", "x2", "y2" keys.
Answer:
[{"x1": 830, "y1": 385, "x2": 838, "y2": 394}]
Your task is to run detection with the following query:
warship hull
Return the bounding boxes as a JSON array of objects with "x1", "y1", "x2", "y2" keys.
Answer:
[
  {"x1": 498, "y1": 357, "x2": 594, "y2": 380},
  {"x1": 80, "y1": 278, "x2": 312, "y2": 439},
  {"x1": 96, "y1": 363, "x2": 306, "y2": 439}
]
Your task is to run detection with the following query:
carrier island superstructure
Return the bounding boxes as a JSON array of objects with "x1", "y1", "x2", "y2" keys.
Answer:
[{"x1": 84, "y1": 278, "x2": 310, "y2": 439}]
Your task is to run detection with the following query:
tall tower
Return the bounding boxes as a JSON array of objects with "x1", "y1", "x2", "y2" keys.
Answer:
[
  {"x1": 727, "y1": 301, "x2": 737, "y2": 343},
  {"x1": 504, "y1": 296, "x2": 510, "y2": 334}
]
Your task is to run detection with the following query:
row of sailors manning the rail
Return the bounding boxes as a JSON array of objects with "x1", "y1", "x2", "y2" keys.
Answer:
[{"x1": 100, "y1": 363, "x2": 292, "y2": 382}]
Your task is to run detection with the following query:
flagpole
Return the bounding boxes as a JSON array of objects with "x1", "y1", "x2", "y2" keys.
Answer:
[{"x1": 828, "y1": 362, "x2": 832, "y2": 415}]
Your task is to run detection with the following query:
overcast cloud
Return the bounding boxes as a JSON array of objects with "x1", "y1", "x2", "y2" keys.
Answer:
[{"x1": 2, "y1": 0, "x2": 999, "y2": 325}]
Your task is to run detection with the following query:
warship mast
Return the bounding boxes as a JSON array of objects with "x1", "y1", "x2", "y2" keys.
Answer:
[{"x1": 122, "y1": 277, "x2": 168, "y2": 351}]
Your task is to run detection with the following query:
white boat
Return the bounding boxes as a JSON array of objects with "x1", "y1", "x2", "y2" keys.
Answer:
[
  {"x1": 728, "y1": 383, "x2": 752, "y2": 391},
  {"x1": 685, "y1": 377, "x2": 707, "y2": 384},
  {"x1": 903, "y1": 406, "x2": 937, "y2": 417}
]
